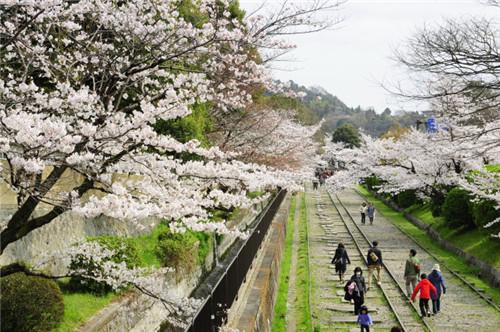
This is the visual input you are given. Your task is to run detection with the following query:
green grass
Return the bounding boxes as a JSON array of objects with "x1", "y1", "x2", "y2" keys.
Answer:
[
  {"x1": 357, "y1": 186, "x2": 500, "y2": 306},
  {"x1": 53, "y1": 282, "x2": 119, "y2": 332},
  {"x1": 271, "y1": 195, "x2": 297, "y2": 332},
  {"x1": 132, "y1": 222, "x2": 169, "y2": 267},
  {"x1": 406, "y1": 204, "x2": 500, "y2": 268},
  {"x1": 485, "y1": 164, "x2": 500, "y2": 172},
  {"x1": 296, "y1": 193, "x2": 313, "y2": 332}
]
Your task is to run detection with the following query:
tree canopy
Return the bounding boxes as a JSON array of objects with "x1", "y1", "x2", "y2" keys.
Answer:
[{"x1": 331, "y1": 124, "x2": 362, "y2": 148}]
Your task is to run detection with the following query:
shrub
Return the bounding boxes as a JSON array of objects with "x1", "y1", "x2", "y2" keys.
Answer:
[
  {"x1": 193, "y1": 231, "x2": 212, "y2": 264},
  {"x1": 155, "y1": 228, "x2": 199, "y2": 276},
  {"x1": 364, "y1": 176, "x2": 382, "y2": 191},
  {"x1": 429, "y1": 189, "x2": 447, "y2": 217},
  {"x1": 396, "y1": 190, "x2": 419, "y2": 208},
  {"x1": 471, "y1": 199, "x2": 500, "y2": 228},
  {"x1": 69, "y1": 236, "x2": 141, "y2": 294},
  {"x1": 1, "y1": 273, "x2": 64, "y2": 332},
  {"x1": 442, "y1": 188, "x2": 474, "y2": 228}
]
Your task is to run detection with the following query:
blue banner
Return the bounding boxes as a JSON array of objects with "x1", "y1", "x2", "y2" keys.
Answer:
[{"x1": 427, "y1": 117, "x2": 437, "y2": 133}]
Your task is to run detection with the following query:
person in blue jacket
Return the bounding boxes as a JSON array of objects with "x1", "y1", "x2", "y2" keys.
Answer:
[
  {"x1": 357, "y1": 305, "x2": 373, "y2": 332},
  {"x1": 428, "y1": 264, "x2": 446, "y2": 314}
]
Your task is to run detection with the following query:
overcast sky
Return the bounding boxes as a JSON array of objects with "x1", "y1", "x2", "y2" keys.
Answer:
[{"x1": 240, "y1": 0, "x2": 498, "y2": 113}]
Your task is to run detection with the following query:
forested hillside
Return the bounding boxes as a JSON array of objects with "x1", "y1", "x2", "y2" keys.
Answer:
[{"x1": 283, "y1": 81, "x2": 424, "y2": 137}]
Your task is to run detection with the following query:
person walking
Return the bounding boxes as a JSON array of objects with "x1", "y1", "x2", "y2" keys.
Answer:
[
  {"x1": 360, "y1": 202, "x2": 367, "y2": 224},
  {"x1": 312, "y1": 177, "x2": 319, "y2": 190},
  {"x1": 411, "y1": 273, "x2": 437, "y2": 318},
  {"x1": 366, "y1": 203, "x2": 375, "y2": 225},
  {"x1": 366, "y1": 241, "x2": 382, "y2": 290},
  {"x1": 347, "y1": 267, "x2": 367, "y2": 315},
  {"x1": 428, "y1": 264, "x2": 446, "y2": 314},
  {"x1": 357, "y1": 305, "x2": 372, "y2": 332},
  {"x1": 404, "y1": 249, "x2": 421, "y2": 297},
  {"x1": 331, "y1": 242, "x2": 351, "y2": 282}
]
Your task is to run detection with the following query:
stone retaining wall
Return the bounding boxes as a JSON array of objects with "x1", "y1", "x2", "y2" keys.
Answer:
[
  {"x1": 74, "y1": 200, "x2": 269, "y2": 332},
  {"x1": 77, "y1": 264, "x2": 205, "y2": 332},
  {"x1": 368, "y1": 190, "x2": 500, "y2": 287},
  {"x1": 226, "y1": 194, "x2": 290, "y2": 332}
]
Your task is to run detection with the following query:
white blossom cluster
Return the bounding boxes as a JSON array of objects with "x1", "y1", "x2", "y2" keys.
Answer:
[
  {"x1": 0, "y1": 0, "x2": 335, "y2": 323},
  {"x1": 324, "y1": 127, "x2": 500, "y2": 235},
  {"x1": 65, "y1": 241, "x2": 201, "y2": 327},
  {"x1": 0, "y1": 0, "x2": 310, "y2": 238},
  {"x1": 216, "y1": 108, "x2": 322, "y2": 173}
]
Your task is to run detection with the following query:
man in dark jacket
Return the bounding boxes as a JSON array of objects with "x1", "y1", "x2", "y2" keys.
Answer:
[
  {"x1": 366, "y1": 241, "x2": 382, "y2": 290},
  {"x1": 331, "y1": 242, "x2": 351, "y2": 282}
]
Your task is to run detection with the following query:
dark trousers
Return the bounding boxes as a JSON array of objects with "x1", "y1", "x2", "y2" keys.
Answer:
[
  {"x1": 361, "y1": 213, "x2": 366, "y2": 224},
  {"x1": 360, "y1": 325, "x2": 370, "y2": 332},
  {"x1": 419, "y1": 298, "x2": 430, "y2": 317},
  {"x1": 432, "y1": 296, "x2": 441, "y2": 313},
  {"x1": 353, "y1": 296, "x2": 364, "y2": 315},
  {"x1": 369, "y1": 216, "x2": 374, "y2": 224}
]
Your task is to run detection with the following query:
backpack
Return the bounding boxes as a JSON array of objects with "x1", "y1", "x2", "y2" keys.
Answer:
[
  {"x1": 369, "y1": 251, "x2": 379, "y2": 263},
  {"x1": 415, "y1": 263, "x2": 421, "y2": 273}
]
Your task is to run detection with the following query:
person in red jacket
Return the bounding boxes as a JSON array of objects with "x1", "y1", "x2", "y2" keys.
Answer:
[{"x1": 411, "y1": 273, "x2": 437, "y2": 317}]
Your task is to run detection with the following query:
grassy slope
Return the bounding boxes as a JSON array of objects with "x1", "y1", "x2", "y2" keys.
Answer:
[
  {"x1": 358, "y1": 186, "x2": 500, "y2": 305},
  {"x1": 406, "y1": 205, "x2": 500, "y2": 268},
  {"x1": 54, "y1": 291, "x2": 118, "y2": 332},
  {"x1": 296, "y1": 193, "x2": 313, "y2": 332},
  {"x1": 271, "y1": 195, "x2": 296, "y2": 332}
]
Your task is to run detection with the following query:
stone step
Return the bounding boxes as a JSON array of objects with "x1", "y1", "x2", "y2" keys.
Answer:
[
  {"x1": 331, "y1": 316, "x2": 382, "y2": 323},
  {"x1": 336, "y1": 290, "x2": 377, "y2": 298},
  {"x1": 326, "y1": 304, "x2": 379, "y2": 313}
]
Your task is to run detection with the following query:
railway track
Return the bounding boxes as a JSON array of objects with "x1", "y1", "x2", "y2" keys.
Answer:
[
  {"x1": 328, "y1": 191, "x2": 433, "y2": 332},
  {"x1": 353, "y1": 188, "x2": 500, "y2": 313}
]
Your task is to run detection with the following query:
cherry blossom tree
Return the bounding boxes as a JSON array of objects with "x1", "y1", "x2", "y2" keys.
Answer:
[
  {"x1": 211, "y1": 106, "x2": 322, "y2": 172},
  {"x1": 0, "y1": 0, "x2": 341, "y2": 324},
  {"x1": 386, "y1": 8, "x2": 500, "y2": 232},
  {"x1": 324, "y1": 128, "x2": 499, "y2": 234}
]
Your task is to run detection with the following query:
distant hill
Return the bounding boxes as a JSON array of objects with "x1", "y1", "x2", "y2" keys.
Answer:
[{"x1": 284, "y1": 81, "x2": 424, "y2": 137}]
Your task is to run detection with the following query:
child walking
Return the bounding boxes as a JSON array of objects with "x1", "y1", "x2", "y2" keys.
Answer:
[
  {"x1": 411, "y1": 273, "x2": 437, "y2": 318},
  {"x1": 357, "y1": 305, "x2": 373, "y2": 332}
]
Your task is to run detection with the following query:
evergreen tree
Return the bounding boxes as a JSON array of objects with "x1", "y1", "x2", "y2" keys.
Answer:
[{"x1": 331, "y1": 124, "x2": 362, "y2": 148}]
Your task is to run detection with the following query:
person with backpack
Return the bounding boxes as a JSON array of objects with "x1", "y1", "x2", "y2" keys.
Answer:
[
  {"x1": 357, "y1": 305, "x2": 372, "y2": 332},
  {"x1": 366, "y1": 203, "x2": 375, "y2": 225},
  {"x1": 331, "y1": 242, "x2": 351, "y2": 282},
  {"x1": 366, "y1": 241, "x2": 382, "y2": 290},
  {"x1": 359, "y1": 202, "x2": 367, "y2": 224},
  {"x1": 345, "y1": 266, "x2": 367, "y2": 315},
  {"x1": 411, "y1": 273, "x2": 437, "y2": 318},
  {"x1": 404, "y1": 249, "x2": 421, "y2": 297},
  {"x1": 428, "y1": 264, "x2": 446, "y2": 314}
]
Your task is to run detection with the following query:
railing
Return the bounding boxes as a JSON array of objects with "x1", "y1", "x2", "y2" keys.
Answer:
[{"x1": 185, "y1": 189, "x2": 287, "y2": 332}]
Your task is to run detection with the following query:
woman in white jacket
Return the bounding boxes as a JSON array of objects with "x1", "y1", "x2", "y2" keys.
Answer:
[{"x1": 360, "y1": 202, "x2": 367, "y2": 224}]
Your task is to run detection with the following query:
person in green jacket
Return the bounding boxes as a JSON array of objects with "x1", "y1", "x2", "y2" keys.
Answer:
[{"x1": 404, "y1": 249, "x2": 421, "y2": 297}]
